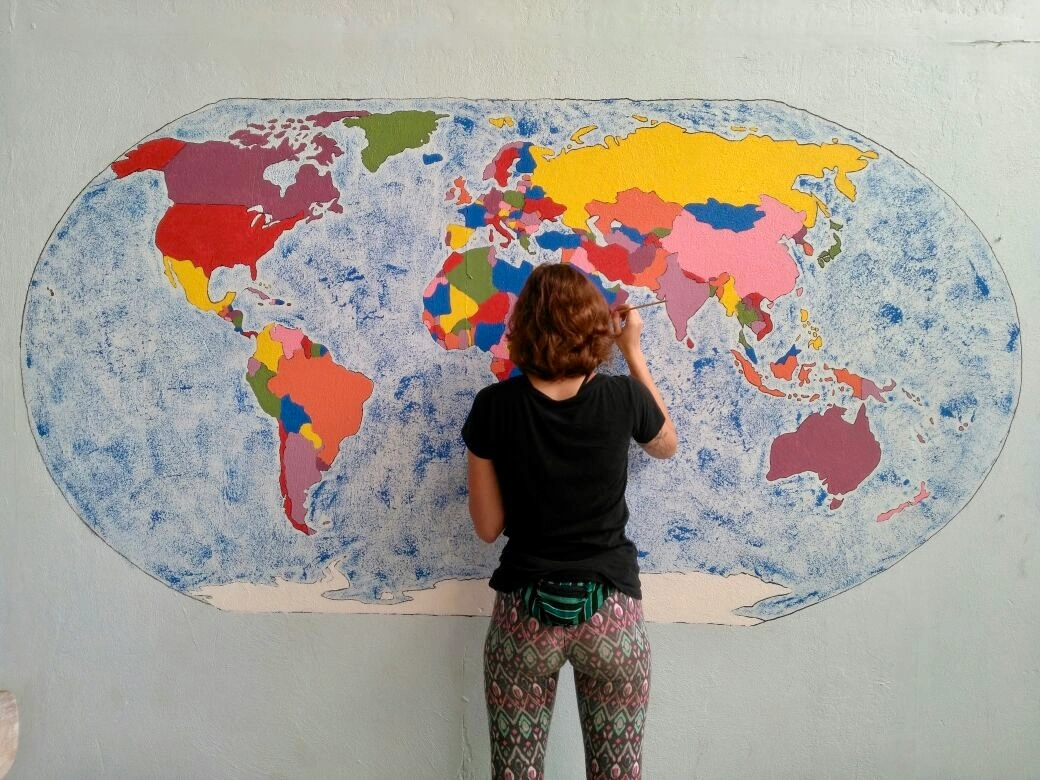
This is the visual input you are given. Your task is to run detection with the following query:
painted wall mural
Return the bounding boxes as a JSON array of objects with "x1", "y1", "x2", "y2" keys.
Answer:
[{"x1": 21, "y1": 99, "x2": 1020, "y2": 625}]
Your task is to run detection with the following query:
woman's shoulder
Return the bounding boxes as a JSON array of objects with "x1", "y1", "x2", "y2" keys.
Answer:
[
  {"x1": 474, "y1": 374, "x2": 528, "y2": 401},
  {"x1": 590, "y1": 372, "x2": 639, "y2": 393},
  {"x1": 588, "y1": 373, "x2": 655, "y2": 407}
]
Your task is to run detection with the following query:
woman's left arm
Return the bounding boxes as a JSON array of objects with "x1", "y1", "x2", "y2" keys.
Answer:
[{"x1": 467, "y1": 451, "x2": 505, "y2": 543}]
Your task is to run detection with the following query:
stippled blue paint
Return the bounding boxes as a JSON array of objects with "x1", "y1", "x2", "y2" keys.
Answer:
[
  {"x1": 157, "y1": 565, "x2": 183, "y2": 587},
  {"x1": 747, "y1": 559, "x2": 790, "y2": 583},
  {"x1": 392, "y1": 536, "x2": 419, "y2": 558},
  {"x1": 701, "y1": 507, "x2": 737, "y2": 530},
  {"x1": 667, "y1": 523, "x2": 698, "y2": 543},
  {"x1": 874, "y1": 468, "x2": 899, "y2": 485},
  {"x1": 222, "y1": 468, "x2": 246, "y2": 504},
  {"x1": 188, "y1": 544, "x2": 214, "y2": 568},
  {"x1": 939, "y1": 393, "x2": 977, "y2": 420},
  {"x1": 997, "y1": 392, "x2": 1014, "y2": 414},
  {"x1": 728, "y1": 407, "x2": 743, "y2": 434},
  {"x1": 72, "y1": 438, "x2": 96, "y2": 456},
  {"x1": 412, "y1": 435, "x2": 453, "y2": 482},
  {"x1": 696, "y1": 448, "x2": 717, "y2": 470},
  {"x1": 879, "y1": 303, "x2": 903, "y2": 324},
  {"x1": 516, "y1": 117, "x2": 538, "y2": 136},
  {"x1": 20, "y1": 98, "x2": 1022, "y2": 624},
  {"x1": 968, "y1": 261, "x2": 991, "y2": 298},
  {"x1": 1007, "y1": 323, "x2": 1020, "y2": 353}
]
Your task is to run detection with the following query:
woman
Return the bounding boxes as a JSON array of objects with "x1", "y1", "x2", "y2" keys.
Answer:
[{"x1": 462, "y1": 263, "x2": 677, "y2": 779}]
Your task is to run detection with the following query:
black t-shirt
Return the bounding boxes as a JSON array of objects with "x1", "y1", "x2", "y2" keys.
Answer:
[{"x1": 462, "y1": 373, "x2": 665, "y2": 598}]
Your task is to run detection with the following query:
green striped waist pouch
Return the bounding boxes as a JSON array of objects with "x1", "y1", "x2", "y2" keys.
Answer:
[{"x1": 520, "y1": 580, "x2": 614, "y2": 627}]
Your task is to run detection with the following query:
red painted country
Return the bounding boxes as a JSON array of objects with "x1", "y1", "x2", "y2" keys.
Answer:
[
  {"x1": 582, "y1": 240, "x2": 636, "y2": 285},
  {"x1": 111, "y1": 138, "x2": 187, "y2": 178},
  {"x1": 522, "y1": 196, "x2": 566, "y2": 221},
  {"x1": 441, "y1": 252, "x2": 464, "y2": 275},
  {"x1": 489, "y1": 147, "x2": 520, "y2": 187},
  {"x1": 155, "y1": 203, "x2": 305, "y2": 278},
  {"x1": 470, "y1": 291, "x2": 511, "y2": 324}
]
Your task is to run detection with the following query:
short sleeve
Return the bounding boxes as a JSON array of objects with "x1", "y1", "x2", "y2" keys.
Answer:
[
  {"x1": 629, "y1": 376, "x2": 665, "y2": 444},
  {"x1": 462, "y1": 386, "x2": 496, "y2": 459}
]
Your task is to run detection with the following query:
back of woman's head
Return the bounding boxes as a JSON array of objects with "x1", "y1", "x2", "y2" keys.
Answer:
[{"x1": 507, "y1": 263, "x2": 614, "y2": 379}]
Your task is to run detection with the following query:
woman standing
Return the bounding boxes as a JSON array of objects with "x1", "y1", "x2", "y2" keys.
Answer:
[{"x1": 463, "y1": 263, "x2": 677, "y2": 779}]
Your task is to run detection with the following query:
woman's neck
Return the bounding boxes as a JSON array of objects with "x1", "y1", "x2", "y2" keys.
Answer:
[{"x1": 527, "y1": 372, "x2": 594, "y2": 401}]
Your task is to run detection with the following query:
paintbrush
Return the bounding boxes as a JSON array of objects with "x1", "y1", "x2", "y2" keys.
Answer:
[{"x1": 616, "y1": 298, "x2": 667, "y2": 312}]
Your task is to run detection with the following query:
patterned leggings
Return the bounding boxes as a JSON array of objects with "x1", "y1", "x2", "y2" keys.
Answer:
[{"x1": 484, "y1": 589, "x2": 651, "y2": 780}]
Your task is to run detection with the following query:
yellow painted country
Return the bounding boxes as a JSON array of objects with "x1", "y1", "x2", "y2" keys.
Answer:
[
  {"x1": 529, "y1": 123, "x2": 877, "y2": 231},
  {"x1": 809, "y1": 335, "x2": 824, "y2": 350},
  {"x1": 162, "y1": 257, "x2": 178, "y2": 288},
  {"x1": 163, "y1": 256, "x2": 236, "y2": 313},
  {"x1": 570, "y1": 125, "x2": 598, "y2": 144},
  {"x1": 800, "y1": 309, "x2": 810, "y2": 323},
  {"x1": 446, "y1": 224, "x2": 475, "y2": 250},
  {"x1": 442, "y1": 285, "x2": 480, "y2": 333},
  {"x1": 717, "y1": 277, "x2": 741, "y2": 316},
  {"x1": 299, "y1": 423, "x2": 323, "y2": 450},
  {"x1": 489, "y1": 116, "x2": 515, "y2": 128},
  {"x1": 253, "y1": 324, "x2": 285, "y2": 372}
]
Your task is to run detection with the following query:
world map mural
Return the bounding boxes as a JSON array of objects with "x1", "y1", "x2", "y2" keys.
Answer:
[{"x1": 21, "y1": 99, "x2": 1021, "y2": 624}]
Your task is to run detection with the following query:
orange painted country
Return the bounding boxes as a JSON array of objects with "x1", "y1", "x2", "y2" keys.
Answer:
[
  {"x1": 268, "y1": 351, "x2": 374, "y2": 465},
  {"x1": 586, "y1": 188, "x2": 684, "y2": 235}
]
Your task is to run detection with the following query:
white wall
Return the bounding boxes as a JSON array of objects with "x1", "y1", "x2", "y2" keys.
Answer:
[{"x1": 2, "y1": 1, "x2": 1038, "y2": 777}]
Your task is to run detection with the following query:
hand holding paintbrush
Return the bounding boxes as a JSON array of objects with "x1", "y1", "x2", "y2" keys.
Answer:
[
  {"x1": 616, "y1": 298, "x2": 667, "y2": 313},
  {"x1": 611, "y1": 297, "x2": 666, "y2": 341},
  {"x1": 611, "y1": 298, "x2": 665, "y2": 347},
  {"x1": 610, "y1": 297, "x2": 678, "y2": 455}
]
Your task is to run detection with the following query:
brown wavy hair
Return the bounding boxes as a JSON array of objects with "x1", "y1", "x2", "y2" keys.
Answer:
[{"x1": 507, "y1": 263, "x2": 614, "y2": 379}]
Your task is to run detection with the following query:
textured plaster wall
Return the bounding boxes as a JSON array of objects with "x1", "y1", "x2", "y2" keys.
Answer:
[{"x1": 1, "y1": 1, "x2": 1038, "y2": 777}]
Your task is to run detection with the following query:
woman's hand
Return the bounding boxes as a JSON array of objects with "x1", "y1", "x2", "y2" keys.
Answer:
[
  {"x1": 612, "y1": 305, "x2": 679, "y2": 459},
  {"x1": 612, "y1": 306, "x2": 644, "y2": 360}
]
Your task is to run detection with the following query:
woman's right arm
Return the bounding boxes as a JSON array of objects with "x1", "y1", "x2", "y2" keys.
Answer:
[
  {"x1": 613, "y1": 308, "x2": 679, "y2": 459},
  {"x1": 467, "y1": 450, "x2": 505, "y2": 542}
]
